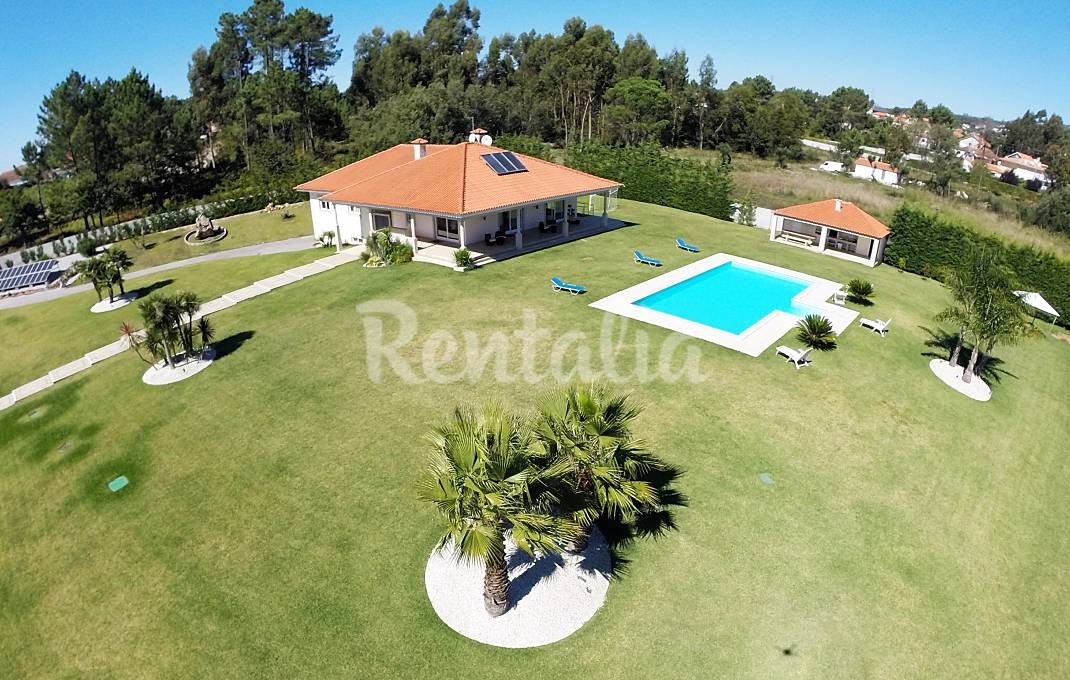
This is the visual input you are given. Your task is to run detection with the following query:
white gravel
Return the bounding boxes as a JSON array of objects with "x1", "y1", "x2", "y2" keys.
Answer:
[
  {"x1": 89, "y1": 292, "x2": 139, "y2": 313},
  {"x1": 424, "y1": 526, "x2": 611, "y2": 648},
  {"x1": 142, "y1": 348, "x2": 216, "y2": 386},
  {"x1": 929, "y1": 359, "x2": 992, "y2": 402}
]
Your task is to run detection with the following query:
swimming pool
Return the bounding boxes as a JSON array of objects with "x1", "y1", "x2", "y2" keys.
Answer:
[
  {"x1": 634, "y1": 261, "x2": 821, "y2": 335},
  {"x1": 589, "y1": 253, "x2": 858, "y2": 356}
]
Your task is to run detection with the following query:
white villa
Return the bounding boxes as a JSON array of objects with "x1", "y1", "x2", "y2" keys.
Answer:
[
  {"x1": 769, "y1": 198, "x2": 890, "y2": 267},
  {"x1": 851, "y1": 157, "x2": 900, "y2": 186},
  {"x1": 295, "y1": 131, "x2": 622, "y2": 267}
]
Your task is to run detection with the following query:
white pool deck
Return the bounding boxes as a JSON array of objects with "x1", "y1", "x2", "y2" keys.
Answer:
[{"x1": 589, "y1": 253, "x2": 859, "y2": 357}]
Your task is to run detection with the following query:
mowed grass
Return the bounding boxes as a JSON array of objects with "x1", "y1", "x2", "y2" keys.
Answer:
[
  {"x1": 107, "y1": 202, "x2": 313, "y2": 272},
  {"x1": 0, "y1": 248, "x2": 324, "y2": 394},
  {"x1": 2, "y1": 199, "x2": 1069, "y2": 679}
]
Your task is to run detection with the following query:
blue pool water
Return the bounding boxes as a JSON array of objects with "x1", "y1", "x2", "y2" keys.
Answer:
[{"x1": 635, "y1": 262, "x2": 819, "y2": 335}]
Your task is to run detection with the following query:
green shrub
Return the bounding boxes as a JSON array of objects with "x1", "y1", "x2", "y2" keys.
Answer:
[
  {"x1": 76, "y1": 238, "x2": 99, "y2": 258},
  {"x1": 566, "y1": 143, "x2": 733, "y2": 220},
  {"x1": 885, "y1": 204, "x2": 1070, "y2": 326},
  {"x1": 454, "y1": 247, "x2": 475, "y2": 270},
  {"x1": 846, "y1": 279, "x2": 874, "y2": 304},
  {"x1": 796, "y1": 314, "x2": 837, "y2": 351}
]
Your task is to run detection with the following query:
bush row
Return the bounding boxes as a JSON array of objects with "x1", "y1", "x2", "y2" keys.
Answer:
[
  {"x1": 565, "y1": 143, "x2": 734, "y2": 221},
  {"x1": 886, "y1": 204, "x2": 1070, "y2": 326}
]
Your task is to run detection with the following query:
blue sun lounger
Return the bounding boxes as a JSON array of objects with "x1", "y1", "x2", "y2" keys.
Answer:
[
  {"x1": 550, "y1": 277, "x2": 586, "y2": 295},
  {"x1": 634, "y1": 250, "x2": 662, "y2": 267},
  {"x1": 676, "y1": 238, "x2": 700, "y2": 253}
]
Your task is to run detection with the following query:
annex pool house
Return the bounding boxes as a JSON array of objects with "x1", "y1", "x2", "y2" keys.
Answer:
[{"x1": 589, "y1": 254, "x2": 858, "y2": 356}]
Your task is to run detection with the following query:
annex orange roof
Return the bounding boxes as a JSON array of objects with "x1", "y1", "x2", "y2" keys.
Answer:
[
  {"x1": 855, "y1": 156, "x2": 898, "y2": 173},
  {"x1": 294, "y1": 143, "x2": 450, "y2": 193},
  {"x1": 311, "y1": 142, "x2": 621, "y2": 216},
  {"x1": 774, "y1": 199, "x2": 890, "y2": 239}
]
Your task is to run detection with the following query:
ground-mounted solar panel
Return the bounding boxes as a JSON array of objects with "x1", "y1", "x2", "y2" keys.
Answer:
[
  {"x1": 481, "y1": 151, "x2": 529, "y2": 175},
  {"x1": 0, "y1": 259, "x2": 57, "y2": 292}
]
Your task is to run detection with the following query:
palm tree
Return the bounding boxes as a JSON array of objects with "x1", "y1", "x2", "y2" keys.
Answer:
[
  {"x1": 962, "y1": 285, "x2": 1036, "y2": 384},
  {"x1": 795, "y1": 314, "x2": 837, "y2": 351},
  {"x1": 197, "y1": 316, "x2": 215, "y2": 351},
  {"x1": 418, "y1": 404, "x2": 576, "y2": 617},
  {"x1": 101, "y1": 247, "x2": 134, "y2": 296},
  {"x1": 534, "y1": 384, "x2": 662, "y2": 552},
  {"x1": 174, "y1": 291, "x2": 202, "y2": 356},
  {"x1": 119, "y1": 321, "x2": 152, "y2": 365},
  {"x1": 845, "y1": 278, "x2": 874, "y2": 305},
  {"x1": 74, "y1": 257, "x2": 107, "y2": 302}
]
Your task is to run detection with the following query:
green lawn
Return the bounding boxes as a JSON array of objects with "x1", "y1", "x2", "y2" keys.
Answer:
[
  {"x1": 2, "y1": 199, "x2": 1068, "y2": 679},
  {"x1": 109, "y1": 202, "x2": 312, "y2": 272},
  {"x1": 0, "y1": 249, "x2": 323, "y2": 394}
]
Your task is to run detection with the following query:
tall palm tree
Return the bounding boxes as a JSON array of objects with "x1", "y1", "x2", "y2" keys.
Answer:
[
  {"x1": 101, "y1": 247, "x2": 134, "y2": 296},
  {"x1": 74, "y1": 258, "x2": 106, "y2": 302},
  {"x1": 418, "y1": 404, "x2": 576, "y2": 617},
  {"x1": 174, "y1": 291, "x2": 202, "y2": 356},
  {"x1": 534, "y1": 384, "x2": 662, "y2": 551}
]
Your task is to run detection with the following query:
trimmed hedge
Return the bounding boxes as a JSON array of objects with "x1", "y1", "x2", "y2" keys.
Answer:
[
  {"x1": 886, "y1": 204, "x2": 1070, "y2": 327},
  {"x1": 565, "y1": 143, "x2": 734, "y2": 221}
]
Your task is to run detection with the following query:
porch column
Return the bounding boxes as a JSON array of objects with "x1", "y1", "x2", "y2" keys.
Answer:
[
  {"x1": 364, "y1": 208, "x2": 374, "y2": 241},
  {"x1": 459, "y1": 219, "x2": 467, "y2": 248},
  {"x1": 817, "y1": 225, "x2": 829, "y2": 251},
  {"x1": 769, "y1": 215, "x2": 778, "y2": 241},
  {"x1": 409, "y1": 213, "x2": 417, "y2": 252},
  {"x1": 332, "y1": 205, "x2": 342, "y2": 253},
  {"x1": 515, "y1": 226, "x2": 523, "y2": 250},
  {"x1": 868, "y1": 237, "x2": 881, "y2": 267},
  {"x1": 601, "y1": 191, "x2": 609, "y2": 229}
]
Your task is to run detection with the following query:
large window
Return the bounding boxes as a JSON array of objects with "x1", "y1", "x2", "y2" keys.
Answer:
[
  {"x1": 500, "y1": 208, "x2": 520, "y2": 232},
  {"x1": 372, "y1": 211, "x2": 392, "y2": 229},
  {"x1": 435, "y1": 217, "x2": 459, "y2": 240},
  {"x1": 545, "y1": 200, "x2": 565, "y2": 223}
]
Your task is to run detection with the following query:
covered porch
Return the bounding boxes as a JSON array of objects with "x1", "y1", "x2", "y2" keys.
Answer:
[
  {"x1": 769, "y1": 215, "x2": 884, "y2": 267},
  {"x1": 412, "y1": 212, "x2": 624, "y2": 268}
]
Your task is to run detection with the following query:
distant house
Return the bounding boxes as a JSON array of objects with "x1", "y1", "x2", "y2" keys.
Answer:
[
  {"x1": 997, "y1": 152, "x2": 1051, "y2": 188},
  {"x1": 851, "y1": 157, "x2": 900, "y2": 186},
  {"x1": 770, "y1": 198, "x2": 890, "y2": 267},
  {"x1": 0, "y1": 166, "x2": 27, "y2": 188},
  {"x1": 294, "y1": 130, "x2": 622, "y2": 267}
]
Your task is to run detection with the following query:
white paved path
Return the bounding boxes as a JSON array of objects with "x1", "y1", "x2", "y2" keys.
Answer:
[
  {"x1": 0, "y1": 236, "x2": 318, "y2": 311},
  {"x1": 0, "y1": 246, "x2": 363, "y2": 412}
]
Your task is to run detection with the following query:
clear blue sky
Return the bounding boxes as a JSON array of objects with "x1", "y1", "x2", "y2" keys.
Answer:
[{"x1": 2, "y1": 0, "x2": 1068, "y2": 168}]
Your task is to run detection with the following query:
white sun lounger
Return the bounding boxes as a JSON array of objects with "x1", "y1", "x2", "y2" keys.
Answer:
[
  {"x1": 859, "y1": 317, "x2": 892, "y2": 335},
  {"x1": 775, "y1": 346, "x2": 812, "y2": 369}
]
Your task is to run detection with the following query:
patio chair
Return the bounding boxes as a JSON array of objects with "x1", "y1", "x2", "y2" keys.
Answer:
[
  {"x1": 832, "y1": 288, "x2": 847, "y2": 305},
  {"x1": 859, "y1": 317, "x2": 892, "y2": 335},
  {"x1": 550, "y1": 277, "x2": 586, "y2": 295},
  {"x1": 676, "y1": 238, "x2": 700, "y2": 253},
  {"x1": 634, "y1": 250, "x2": 663, "y2": 267},
  {"x1": 775, "y1": 346, "x2": 812, "y2": 369},
  {"x1": 484, "y1": 233, "x2": 497, "y2": 247}
]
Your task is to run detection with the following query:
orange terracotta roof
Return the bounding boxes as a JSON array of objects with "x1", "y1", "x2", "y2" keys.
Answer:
[
  {"x1": 315, "y1": 142, "x2": 621, "y2": 216},
  {"x1": 470, "y1": 128, "x2": 488, "y2": 134},
  {"x1": 774, "y1": 199, "x2": 890, "y2": 239},
  {"x1": 293, "y1": 143, "x2": 451, "y2": 193},
  {"x1": 855, "y1": 157, "x2": 898, "y2": 173},
  {"x1": 409, "y1": 137, "x2": 428, "y2": 144}
]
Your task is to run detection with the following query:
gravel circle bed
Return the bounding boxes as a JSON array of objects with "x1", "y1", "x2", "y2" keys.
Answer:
[
  {"x1": 424, "y1": 526, "x2": 611, "y2": 648},
  {"x1": 90, "y1": 292, "x2": 139, "y2": 313},
  {"x1": 929, "y1": 359, "x2": 992, "y2": 402},
  {"x1": 142, "y1": 348, "x2": 216, "y2": 386}
]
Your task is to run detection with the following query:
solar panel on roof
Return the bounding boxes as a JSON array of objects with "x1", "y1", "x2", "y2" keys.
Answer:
[{"x1": 481, "y1": 151, "x2": 529, "y2": 175}]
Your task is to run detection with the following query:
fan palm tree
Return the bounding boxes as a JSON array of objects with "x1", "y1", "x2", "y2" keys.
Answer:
[
  {"x1": 74, "y1": 257, "x2": 107, "y2": 302},
  {"x1": 534, "y1": 384, "x2": 662, "y2": 552},
  {"x1": 795, "y1": 314, "x2": 837, "y2": 351},
  {"x1": 418, "y1": 403, "x2": 576, "y2": 617},
  {"x1": 101, "y1": 247, "x2": 134, "y2": 296}
]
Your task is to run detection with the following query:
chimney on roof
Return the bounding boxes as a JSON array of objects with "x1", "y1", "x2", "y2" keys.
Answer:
[
  {"x1": 834, "y1": 199, "x2": 843, "y2": 212},
  {"x1": 467, "y1": 128, "x2": 492, "y2": 145},
  {"x1": 410, "y1": 138, "x2": 428, "y2": 160}
]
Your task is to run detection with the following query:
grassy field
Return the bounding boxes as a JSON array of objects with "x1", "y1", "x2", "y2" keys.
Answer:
[
  {"x1": 2, "y1": 199, "x2": 1068, "y2": 679},
  {"x1": 672, "y1": 149, "x2": 1070, "y2": 259},
  {"x1": 97, "y1": 202, "x2": 312, "y2": 272},
  {"x1": 0, "y1": 248, "x2": 323, "y2": 394}
]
